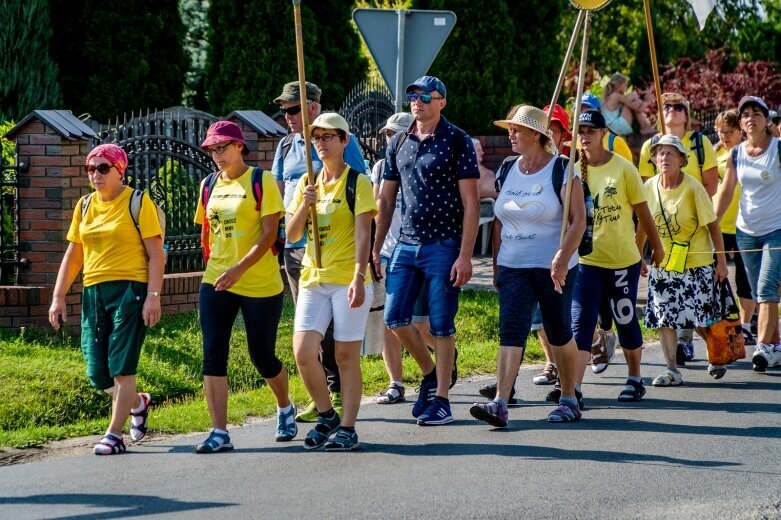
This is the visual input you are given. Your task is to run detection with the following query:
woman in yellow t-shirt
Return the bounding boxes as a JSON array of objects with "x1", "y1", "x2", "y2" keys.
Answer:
[
  {"x1": 287, "y1": 113, "x2": 377, "y2": 451},
  {"x1": 570, "y1": 110, "x2": 665, "y2": 405},
  {"x1": 194, "y1": 121, "x2": 293, "y2": 454},
  {"x1": 642, "y1": 135, "x2": 728, "y2": 383},
  {"x1": 49, "y1": 144, "x2": 164, "y2": 455},
  {"x1": 713, "y1": 110, "x2": 756, "y2": 345}
]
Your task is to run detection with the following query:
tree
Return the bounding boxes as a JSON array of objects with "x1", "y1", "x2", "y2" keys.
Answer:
[
  {"x1": 205, "y1": 0, "x2": 368, "y2": 116},
  {"x1": 180, "y1": 0, "x2": 211, "y2": 110},
  {"x1": 49, "y1": 0, "x2": 189, "y2": 122},
  {"x1": 0, "y1": 0, "x2": 62, "y2": 122},
  {"x1": 411, "y1": 0, "x2": 566, "y2": 135}
]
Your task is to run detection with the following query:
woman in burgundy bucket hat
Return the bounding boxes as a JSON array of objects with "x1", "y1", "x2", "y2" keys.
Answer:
[{"x1": 193, "y1": 120, "x2": 296, "y2": 453}]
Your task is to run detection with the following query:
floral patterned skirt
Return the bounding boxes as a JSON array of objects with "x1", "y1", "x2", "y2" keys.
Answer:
[{"x1": 645, "y1": 264, "x2": 721, "y2": 329}]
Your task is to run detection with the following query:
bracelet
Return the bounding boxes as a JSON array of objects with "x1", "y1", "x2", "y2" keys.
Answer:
[
  {"x1": 147, "y1": 291, "x2": 161, "y2": 297},
  {"x1": 355, "y1": 272, "x2": 366, "y2": 279}
]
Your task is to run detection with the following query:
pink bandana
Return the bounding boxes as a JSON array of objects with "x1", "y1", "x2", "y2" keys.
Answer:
[{"x1": 86, "y1": 144, "x2": 128, "y2": 175}]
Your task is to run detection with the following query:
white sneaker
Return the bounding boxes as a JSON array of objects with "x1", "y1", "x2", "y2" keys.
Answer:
[
  {"x1": 770, "y1": 344, "x2": 781, "y2": 367},
  {"x1": 752, "y1": 344, "x2": 774, "y2": 372}
]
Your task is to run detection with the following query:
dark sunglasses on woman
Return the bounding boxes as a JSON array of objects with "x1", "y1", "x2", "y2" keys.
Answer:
[{"x1": 84, "y1": 163, "x2": 113, "y2": 175}]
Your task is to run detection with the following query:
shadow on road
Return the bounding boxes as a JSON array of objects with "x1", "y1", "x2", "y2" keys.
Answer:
[{"x1": 0, "y1": 493, "x2": 234, "y2": 519}]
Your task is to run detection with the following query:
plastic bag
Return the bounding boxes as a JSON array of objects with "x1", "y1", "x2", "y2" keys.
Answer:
[{"x1": 705, "y1": 280, "x2": 746, "y2": 365}]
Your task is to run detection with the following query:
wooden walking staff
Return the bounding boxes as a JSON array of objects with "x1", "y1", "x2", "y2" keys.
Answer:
[
  {"x1": 544, "y1": 10, "x2": 586, "y2": 129},
  {"x1": 292, "y1": 0, "x2": 321, "y2": 267},
  {"x1": 643, "y1": 0, "x2": 665, "y2": 134},
  {"x1": 558, "y1": 0, "x2": 612, "y2": 245}
]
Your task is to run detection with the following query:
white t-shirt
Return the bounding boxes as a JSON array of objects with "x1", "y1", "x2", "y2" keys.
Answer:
[
  {"x1": 494, "y1": 156, "x2": 580, "y2": 270},
  {"x1": 735, "y1": 137, "x2": 781, "y2": 236},
  {"x1": 371, "y1": 160, "x2": 402, "y2": 258}
]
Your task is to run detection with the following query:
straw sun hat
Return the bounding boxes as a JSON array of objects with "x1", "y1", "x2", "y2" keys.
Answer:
[{"x1": 494, "y1": 105, "x2": 556, "y2": 153}]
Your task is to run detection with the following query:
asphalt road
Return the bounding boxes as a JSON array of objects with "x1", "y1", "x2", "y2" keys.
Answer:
[{"x1": 1, "y1": 339, "x2": 780, "y2": 520}]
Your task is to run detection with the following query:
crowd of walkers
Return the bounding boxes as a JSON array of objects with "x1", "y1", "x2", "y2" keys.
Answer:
[{"x1": 49, "y1": 74, "x2": 781, "y2": 454}]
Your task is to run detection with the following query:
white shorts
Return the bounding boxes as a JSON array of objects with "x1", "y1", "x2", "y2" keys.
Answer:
[{"x1": 294, "y1": 283, "x2": 374, "y2": 342}]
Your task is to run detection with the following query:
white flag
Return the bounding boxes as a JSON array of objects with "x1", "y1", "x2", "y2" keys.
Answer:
[{"x1": 686, "y1": 0, "x2": 717, "y2": 30}]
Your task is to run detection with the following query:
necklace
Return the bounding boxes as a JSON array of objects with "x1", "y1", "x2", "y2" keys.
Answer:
[{"x1": 520, "y1": 156, "x2": 542, "y2": 174}]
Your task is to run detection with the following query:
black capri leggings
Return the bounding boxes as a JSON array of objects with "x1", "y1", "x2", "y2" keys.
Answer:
[
  {"x1": 200, "y1": 284, "x2": 284, "y2": 378},
  {"x1": 722, "y1": 233, "x2": 752, "y2": 301}
]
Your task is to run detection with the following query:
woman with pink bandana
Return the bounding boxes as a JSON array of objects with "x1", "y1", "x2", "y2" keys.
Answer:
[{"x1": 49, "y1": 144, "x2": 165, "y2": 455}]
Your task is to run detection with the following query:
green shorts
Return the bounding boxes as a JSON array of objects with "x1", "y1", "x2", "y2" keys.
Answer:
[{"x1": 81, "y1": 280, "x2": 147, "y2": 390}]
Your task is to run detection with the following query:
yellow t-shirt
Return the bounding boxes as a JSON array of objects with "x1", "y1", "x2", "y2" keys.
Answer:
[
  {"x1": 577, "y1": 154, "x2": 646, "y2": 269},
  {"x1": 645, "y1": 174, "x2": 716, "y2": 269},
  {"x1": 714, "y1": 146, "x2": 741, "y2": 235},
  {"x1": 194, "y1": 167, "x2": 285, "y2": 298},
  {"x1": 638, "y1": 131, "x2": 717, "y2": 183},
  {"x1": 67, "y1": 187, "x2": 162, "y2": 287},
  {"x1": 287, "y1": 167, "x2": 378, "y2": 288},
  {"x1": 604, "y1": 133, "x2": 633, "y2": 163}
]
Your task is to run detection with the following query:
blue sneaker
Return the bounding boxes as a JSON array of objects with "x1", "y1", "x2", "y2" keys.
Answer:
[
  {"x1": 196, "y1": 429, "x2": 233, "y2": 454},
  {"x1": 275, "y1": 403, "x2": 298, "y2": 442},
  {"x1": 417, "y1": 397, "x2": 454, "y2": 426},
  {"x1": 412, "y1": 378, "x2": 438, "y2": 418}
]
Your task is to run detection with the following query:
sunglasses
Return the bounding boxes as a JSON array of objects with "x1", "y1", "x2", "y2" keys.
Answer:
[
  {"x1": 84, "y1": 163, "x2": 113, "y2": 175},
  {"x1": 406, "y1": 92, "x2": 443, "y2": 104},
  {"x1": 280, "y1": 105, "x2": 303, "y2": 116},
  {"x1": 663, "y1": 103, "x2": 687, "y2": 113},
  {"x1": 310, "y1": 133, "x2": 338, "y2": 144}
]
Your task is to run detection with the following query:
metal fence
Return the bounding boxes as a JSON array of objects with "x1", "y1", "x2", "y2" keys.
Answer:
[
  {"x1": 97, "y1": 108, "x2": 217, "y2": 273},
  {"x1": 339, "y1": 77, "x2": 395, "y2": 164},
  {"x1": 0, "y1": 160, "x2": 27, "y2": 285}
]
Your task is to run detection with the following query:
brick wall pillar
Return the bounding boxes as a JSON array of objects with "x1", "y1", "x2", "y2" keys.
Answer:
[
  {"x1": 228, "y1": 117, "x2": 281, "y2": 170},
  {"x1": 10, "y1": 121, "x2": 90, "y2": 327}
]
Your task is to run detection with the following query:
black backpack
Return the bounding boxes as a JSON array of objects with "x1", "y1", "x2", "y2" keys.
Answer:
[
  {"x1": 201, "y1": 167, "x2": 285, "y2": 256},
  {"x1": 495, "y1": 155, "x2": 594, "y2": 256}
]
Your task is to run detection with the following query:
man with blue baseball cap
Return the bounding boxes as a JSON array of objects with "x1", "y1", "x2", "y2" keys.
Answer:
[{"x1": 373, "y1": 75, "x2": 480, "y2": 426}]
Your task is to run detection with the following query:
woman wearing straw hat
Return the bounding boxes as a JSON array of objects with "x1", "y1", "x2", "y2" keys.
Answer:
[
  {"x1": 49, "y1": 144, "x2": 163, "y2": 455},
  {"x1": 716, "y1": 96, "x2": 781, "y2": 372},
  {"x1": 641, "y1": 134, "x2": 728, "y2": 382},
  {"x1": 194, "y1": 120, "x2": 294, "y2": 453},
  {"x1": 287, "y1": 112, "x2": 377, "y2": 450},
  {"x1": 638, "y1": 92, "x2": 719, "y2": 365},
  {"x1": 568, "y1": 110, "x2": 664, "y2": 404},
  {"x1": 469, "y1": 105, "x2": 586, "y2": 426}
]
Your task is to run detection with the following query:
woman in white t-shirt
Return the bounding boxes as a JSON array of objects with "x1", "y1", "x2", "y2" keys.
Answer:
[
  {"x1": 469, "y1": 105, "x2": 585, "y2": 427},
  {"x1": 716, "y1": 96, "x2": 781, "y2": 372}
]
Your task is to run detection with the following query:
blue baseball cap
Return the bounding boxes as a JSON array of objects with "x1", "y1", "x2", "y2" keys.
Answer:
[
  {"x1": 581, "y1": 92, "x2": 602, "y2": 111},
  {"x1": 405, "y1": 75, "x2": 447, "y2": 99}
]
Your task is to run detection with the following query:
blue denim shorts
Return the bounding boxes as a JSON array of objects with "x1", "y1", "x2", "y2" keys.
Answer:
[
  {"x1": 736, "y1": 228, "x2": 781, "y2": 304},
  {"x1": 381, "y1": 256, "x2": 428, "y2": 322},
  {"x1": 384, "y1": 239, "x2": 461, "y2": 337},
  {"x1": 496, "y1": 266, "x2": 577, "y2": 348}
]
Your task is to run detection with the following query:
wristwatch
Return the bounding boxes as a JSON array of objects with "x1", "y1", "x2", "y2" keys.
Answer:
[{"x1": 148, "y1": 291, "x2": 161, "y2": 297}]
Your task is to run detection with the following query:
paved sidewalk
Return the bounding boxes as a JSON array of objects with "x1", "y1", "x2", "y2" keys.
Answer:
[{"x1": 1, "y1": 341, "x2": 780, "y2": 519}]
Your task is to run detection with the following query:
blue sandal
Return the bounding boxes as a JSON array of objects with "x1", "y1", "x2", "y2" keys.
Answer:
[
  {"x1": 304, "y1": 412, "x2": 340, "y2": 451},
  {"x1": 324, "y1": 427, "x2": 360, "y2": 451},
  {"x1": 618, "y1": 379, "x2": 646, "y2": 401}
]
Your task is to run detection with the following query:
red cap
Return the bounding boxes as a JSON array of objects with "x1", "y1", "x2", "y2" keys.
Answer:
[
  {"x1": 543, "y1": 104, "x2": 572, "y2": 140},
  {"x1": 201, "y1": 121, "x2": 249, "y2": 155}
]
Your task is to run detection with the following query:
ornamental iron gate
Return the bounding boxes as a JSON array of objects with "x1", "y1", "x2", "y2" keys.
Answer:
[{"x1": 339, "y1": 78, "x2": 396, "y2": 164}]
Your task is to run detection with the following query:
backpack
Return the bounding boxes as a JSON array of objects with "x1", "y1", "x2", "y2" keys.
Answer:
[
  {"x1": 495, "y1": 155, "x2": 594, "y2": 256},
  {"x1": 648, "y1": 131, "x2": 705, "y2": 174},
  {"x1": 81, "y1": 189, "x2": 166, "y2": 242},
  {"x1": 200, "y1": 167, "x2": 284, "y2": 262},
  {"x1": 607, "y1": 132, "x2": 616, "y2": 153},
  {"x1": 731, "y1": 138, "x2": 781, "y2": 171},
  {"x1": 279, "y1": 133, "x2": 296, "y2": 163}
]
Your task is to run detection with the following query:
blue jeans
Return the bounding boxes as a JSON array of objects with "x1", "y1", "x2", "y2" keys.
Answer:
[
  {"x1": 572, "y1": 262, "x2": 643, "y2": 351},
  {"x1": 496, "y1": 266, "x2": 577, "y2": 347},
  {"x1": 737, "y1": 228, "x2": 781, "y2": 304},
  {"x1": 384, "y1": 239, "x2": 461, "y2": 337}
]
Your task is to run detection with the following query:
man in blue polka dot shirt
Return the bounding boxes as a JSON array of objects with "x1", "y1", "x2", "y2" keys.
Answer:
[{"x1": 373, "y1": 75, "x2": 480, "y2": 426}]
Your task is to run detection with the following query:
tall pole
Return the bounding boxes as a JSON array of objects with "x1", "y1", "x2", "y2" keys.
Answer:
[
  {"x1": 643, "y1": 0, "x2": 665, "y2": 134},
  {"x1": 560, "y1": 10, "x2": 592, "y2": 246},
  {"x1": 292, "y1": 0, "x2": 321, "y2": 267},
  {"x1": 394, "y1": 9, "x2": 407, "y2": 113},
  {"x1": 545, "y1": 10, "x2": 586, "y2": 128}
]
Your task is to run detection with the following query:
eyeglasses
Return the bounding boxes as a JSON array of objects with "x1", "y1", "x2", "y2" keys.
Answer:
[
  {"x1": 716, "y1": 127, "x2": 739, "y2": 137},
  {"x1": 310, "y1": 133, "x2": 338, "y2": 144},
  {"x1": 406, "y1": 92, "x2": 443, "y2": 104},
  {"x1": 84, "y1": 163, "x2": 113, "y2": 175},
  {"x1": 208, "y1": 143, "x2": 233, "y2": 155},
  {"x1": 281, "y1": 105, "x2": 303, "y2": 116},
  {"x1": 663, "y1": 103, "x2": 687, "y2": 113}
]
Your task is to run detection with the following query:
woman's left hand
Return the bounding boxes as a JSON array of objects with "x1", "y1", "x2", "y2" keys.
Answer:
[
  {"x1": 348, "y1": 277, "x2": 366, "y2": 309},
  {"x1": 715, "y1": 257, "x2": 729, "y2": 282},
  {"x1": 142, "y1": 295, "x2": 161, "y2": 327},
  {"x1": 214, "y1": 265, "x2": 246, "y2": 291},
  {"x1": 550, "y1": 250, "x2": 568, "y2": 294}
]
